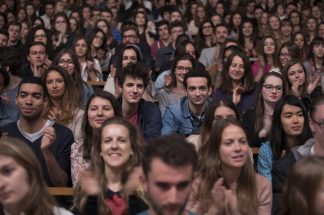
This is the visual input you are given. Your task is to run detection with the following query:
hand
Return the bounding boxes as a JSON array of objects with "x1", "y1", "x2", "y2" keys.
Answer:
[
  {"x1": 232, "y1": 87, "x2": 244, "y2": 105},
  {"x1": 164, "y1": 74, "x2": 172, "y2": 88},
  {"x1": 41, "y1": 126, "x2": 56, "y2": 150},
  {"x1": 32, "y1": 63, "x2": 43, "y2": 77},
  {"x1": 44, "y1": 58, "x2": 52, "y2": 70},
  {"x1": 307, "y1": 72, "x2": 320, "y2": 95},
  {"x1": 224, "y1": 188, "x2": 240, "y2": 215},
  {"x1": 210, "y1": 178, "x2": 226, "y2": 213},
  {"x1": 86, "y1": 60, "x2": 95, "y2": 70},
  {"x1": 79, "y1": 169, "x2": 101, "y2": 195}
]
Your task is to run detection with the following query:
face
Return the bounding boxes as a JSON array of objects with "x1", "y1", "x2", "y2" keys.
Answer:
[
  {"x1": 27, "y1": 45, "x2": 46, "y2": 67},
  {"x1": 55, "y1": 16, "x2": 67, "y2": 33},
  {"x1": 269, "y1": 16, "x2": 280, "y2": 30},
  {"x1": 135, "y1": 13, "x2": 146, "y2": 26},
  {"x1": 229, "y1": 56, "x2": 244, "y2": 82},
  {"x1": 8, "y1": 25, "x2": 20, "y2": 41},
  {"x1": 232, "y1": 14, "x2": 242, "y2": 27},
  {"x1": 294, "y1": 34, "x2": 304, "y2": 49},
  {"x1": 170, "y1": 26, "x2": 184, "y2": 43},
  {"x1": 311, "y1": 6, "x2": 321, "y2": 19},
  {"x1": 211, "y1": 15, "x2": 221, "y2": 26},
  {"x1": 254, "y1": 9, "x2": 263, "y2": 20},
  {"x1": 186, "y1": 77, "x2": 210, "y2": 107},
  {"x1": 196, "y1": 6, "x2": 205, "y2": 19},
  {"x1": 97, "y1": 21, "x2": 108, "y2": 34},
  {"x1": 290, "y1": 12, "x2": 300, "y2": 25},
  {"x1": 45, "y1": 4, "x2": 54, "y2": 17},
  {"x1": 261, "y1": 13, "x2": 268, "y2": 25},
  {"x1": 74, "y1": 39, "x2": 87, "y2": 57},
  {"x1": 144, "y1": 158, "x2": 193, "y2": 215},
  {"x1": 264, "y1": 37, "x2": 275, "y2": 55},
  {"x1": 185, "y1": 43, "x2": 196, "y2": 59},
  {"x1": 88, "y1": 97, "x2": 115, "y2": 129},
  {"x1": 34, "y1": 29, "x2": 47, "y2": 44},
  {"x1": 92, "y1": 31, "x2": 104, "y2": 48},
  {"x1": 0, "y1": 33, "x2": 8, "y2": 46},
  {"x1": 69, "y1": 19, "x2": 77, "y2": 32},
  {"x1": 100, "y1": 124, "x2": 133, "y2": 170},
  {"x1": 0, "y1": 16, "x2": 5, "y2": 29},
  {"x1": 122, "y1": 76, "x2": 144, "y2": 105},
  {"x1": 0, "y1": 156, "x2": 30, "y2": 209},
  {"x1": 281, "y1": 23, "x2": 292, "y2": 37},
  {"x1": 313, "y1": 43, "x2": 324, "y2": 59},
  {"x1": 310, "y1": 104, "x2": 324, "y2": 144},
  {"x1": 307, "y1": 19, "x2": 317, "y2": 31},
  {"x1": 280, "y1": 104, "x2": 304, "y2": 137},
  {"x1": 219, "y1": 125, "x2": 249, "y2": 169},
  {"x1": 279, "y1": 47, "x2": 291, "y2": 66},
  {"x1": 92, "y1": 10, "x2": 101, "y2": 22},
  {"x1": 122, "y1": 29, "x2": 138, "y2": 45},
  {"x1": 17, "y1": 9, "x2": 26, "y2": 21},
  {"x1": 175, "y1": 60, "x2": 192, "y2": 84},
  {"x1": 122, "y1": 49, "x2": 137, "y2": 68},
  {"x1": 46, "y1": 70, "x2": 65, "y2": 99},
  {"x1": 214, "y1": 106, "x2": 236, "y2": 121},
  {"x1": 20, "y1": 23, "x2": 29, "y2": 38},
  {"x1": 287, "y1": 63, "x2": 305, "y2": 87},
  {"x1": 158, "y1": 24, "x2": 169, "y2": 40},
  {"x1": 82, "y1": 7, "x2": 91, "y2": 19},
  {"x1": 262, "y1": 75, "x2": 283, "y2": 103},
  {"x1": 16, "y1": 83, "x2": 44, "y2": 121},
  {"x1": 215, "y1": 26, "x2": 228, "y2": 44},
  {"x1": 215, "y1": 3, "x2": 224, "y2": 16},
  {"x1": 101, "y1": 11, "x2": 112, "y2": 22},
  {"x1": 202, "y1": 22, "x2": 213, "y2": 36},
  {"x1": 242, "y1": 22, "x2": 253, "y2": 37},
  {"x1": 58, "y1": 53, "x2": 75, "y2": 76}
]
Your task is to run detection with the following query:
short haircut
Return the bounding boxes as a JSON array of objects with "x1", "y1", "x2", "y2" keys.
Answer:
[
  {"x1": 117, "y1": 62, "x2": 149, "y2": 89},
  {"x1": 156, "y1": 20, "x2": 169, "y2": 30},
  {"x1": 27, "y1": 41, "x2": 47, "y2": 54},
  {"x1": 169, "y1": 20, "x2": 185, "y2": 32},
  {"x1": 183, "y1": 68, "x2": 212, "y2": 89},
  {"x1": 310, "y1": 95, "x2": 324, "y2": 120},
  {"x1": 17, "y1": 76, "x2": 45, "y2": 98},
  {"x1": 215, "y1": 23, "x2": 229, "y2": 32},
  {"x1": 121, "y1": 22, "x2": 139, "y2": 36},
  {"x1": 142, "y1": 134, "x2": 198, "y2": 176}
]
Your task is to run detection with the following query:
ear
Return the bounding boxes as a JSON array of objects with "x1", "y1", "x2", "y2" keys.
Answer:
[
  {"x1": 309, "y1": 118, "x2": 315, "y2": 133},
  {"x1": 208, "y1": 86, "x2": 213, "y2": 96},
  {"x1": 140, "y1": 174, "x2": 148, "y2": 192}
]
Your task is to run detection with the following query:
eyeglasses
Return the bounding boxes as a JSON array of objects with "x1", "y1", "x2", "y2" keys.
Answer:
[
  {"x1": 58, "y1": 59, "x2": 74, "y2": 65},
  {"x1": 176, "y1": 66, "x2": 191, "y2": 71},
  {"x1": 35, "y1": 34, "x2": 46, "y2": 38},
  {"x1": 263, "y1": 84, "x2": 283, "y2": 91},
  {"x1": 312, "y1": 118, "x2": 324, "y2": 129},
  {"x1": 280, "y1": 53, "x2": 291, "y2": 58}
]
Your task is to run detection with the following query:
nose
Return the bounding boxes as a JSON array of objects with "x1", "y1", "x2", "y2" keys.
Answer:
[
  {"x1": 110, "y1": 139, "x2": 119, "y2": 149},
  {"x1": 234, "y1": 142, "x2": 242, "y2": 152},
  {"x1": 53, "y1": 81, "x2": 57, "y2": 88},
  {"x1": 25, "y1": 95, "x2": 33, "y2": 105},
  {"x1": 167, "y1": 187, "x2": 178, "y2": 205},
  {"x1": 96, "y1": 108, "x2": 103, "y2": 116}
]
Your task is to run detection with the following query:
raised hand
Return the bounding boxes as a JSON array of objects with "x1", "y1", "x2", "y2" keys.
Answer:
[{"x1": 41, "y1": 126, "x2": 56, "y2": 150}]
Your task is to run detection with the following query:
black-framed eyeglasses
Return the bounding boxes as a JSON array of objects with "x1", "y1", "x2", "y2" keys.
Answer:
[
  {"x1": 263, "y1": 84, "x2": 283, "y2": 91},
  {"x1": 312, "y1": 118, "x2": 324, "y2": 129}
]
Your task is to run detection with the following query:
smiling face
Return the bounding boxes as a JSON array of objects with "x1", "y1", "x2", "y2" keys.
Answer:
[
  {"x1": 175, "y1": 60, "x2": 192, "y2": 85},
  {"x1": 87, "y1": 97, "x2": 115, "y2": 129},
  {"x1": 100, "y1": 124, "x2": 133, "y2": 170},
  {"x1": 219, "y1": 124, "x2": 249, "y2": 169},
  {"x1": 186, "y1": 77, "x2": 211, "y2": 108},
  {"x1": 280, "y1": 104, "x2": 304, "y2": 137},
  {"x1": 58, "y1": 53, "x2": 75, "y2": 76},
  {"x1": 294, "y1": 33, "x2": 305, "y2": 49},
  {"x1": 242, "y1": 22, "x2": 253, "y2": 37},
  {"x1": 0, "y1": 155, "x2": 30, "y2": 210},
  {"x1": 92, "y1": 31, "x2": 104, "y2": 48},
  {"x1": 45, "y1": 70, "x2": 65, "y2": 100},
  {"x1": 122, "y1": 49, "x2": 137, "y2": 68},
  {"x1": 228, "y1": 56, "x2": 244, "y2": 82},
  {"x1": 264, "y1": 37, "x2": 275, "y2": 55},
  {"x1": 122, "y1": 76, "x2": 145, "y2": 105},
  {"x1": 279, "y1": 47, "x2": 291, "y2": 67},
  {"x1": 74, "y1": 39, "x2": 87, "y2": 58}
]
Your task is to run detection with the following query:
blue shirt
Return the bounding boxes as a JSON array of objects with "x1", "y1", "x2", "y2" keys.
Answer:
[{"x1": 257, "y1": 141, "x2": 273, "y2": 182}]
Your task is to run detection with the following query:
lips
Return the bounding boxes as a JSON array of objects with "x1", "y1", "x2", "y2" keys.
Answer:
[
  {"x1": 0, "y1": 191, "x2": 11, "y2": 201},
  {"x1": 21, "y1": 107, "x2": 35, "y2": 113},
  {"x1": 231, "y1": 154, "x2": 245, "y2": 162}
]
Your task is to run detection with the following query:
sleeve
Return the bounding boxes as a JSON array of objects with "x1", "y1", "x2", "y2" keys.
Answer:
[
  {"x1": 256, "y1": 174, "x2": 272, "y2": 215},
  {"x1": 158, "y1": 90, "x2": 169, "y2": 116},
  {"x1": 257, "y1": 143, "x2": 273, "y2": 182},
  {"x1": 143, "y1": 102, "x2": 162, "y2": 139},
  {"x1": 71, "y1": 139, "x2": 90, "y2": 187},
  {"x1": 198, "y1": 49, "x2": 208, "y2": 68},
  {"x1": 161, "y1": 106, "x2": 177, "y2": 135}
]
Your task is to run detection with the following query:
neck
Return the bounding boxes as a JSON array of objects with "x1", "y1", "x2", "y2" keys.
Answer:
[
  {"x1": 51, "y1": 98, "x2": 61, "y2": 108},
  {"x1": 221, "y1": 164, "x2": 241, "y2": 185},
  {"x1": 188, "y1": 101, "x2": 206, "y2": 116},
  {"x1": 160, "y1": 37, "x2": 171, "y2": 45},
  {"x1": 314, "y1": 57, "x2": 323, "y2": 67},
  {"x1": 263, "y1": 100, "x2": 275, "y2": 113},
  {"x1": 105, "y1": 166, "x2": 123, "y2": 192},
  {"x1": 266, "y1": 56, "x2": 274, "y2": 65},
  {"x1": 232, "y1": 81, "x2": 241, "y2": 90},
  {"x1": 122, "y1": 99, "x2": 139, "y2": 117},
  {"x1": 19, "y1": 117, "x2": 46, "y2": 133},
  {"x1": 3, "y1": 205, "x2": 23, "y2": 215},
  {"x1": 286, "y1": 135, "x2": 299, "y2": 150},
  {"x1": 79, "y1": 56, "x2": 86, "y2": 63}
]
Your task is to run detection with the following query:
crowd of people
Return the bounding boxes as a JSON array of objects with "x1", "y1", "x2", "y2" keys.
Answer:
[{"x1": 0, "y1": 0, "x2": 323, "y2": 214}]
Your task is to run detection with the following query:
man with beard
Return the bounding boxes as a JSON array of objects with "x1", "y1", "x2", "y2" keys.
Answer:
[
  {"x1": 2, "y1": 76, "x2": 73, "y2": 187},
  {"x1": 138, "y1": 134, "x2": 198, "y2": 215},
  {"x1": 199, "y1": 23, "x2": 229, "y2": 70}
]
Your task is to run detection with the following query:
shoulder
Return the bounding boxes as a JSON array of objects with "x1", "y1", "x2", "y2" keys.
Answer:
[
  {"x1": 52, "y1": 123, "x2": 74, "y2": 138},
  {"x1": 2, "y1": 121, "x2": 18, "y2": 131},
  {"x1": 255, "y1": 174, "x2": 272, "y2": 201},
  {"x1": 53, "y1": 206, "x2": 74, "y2": 215}
]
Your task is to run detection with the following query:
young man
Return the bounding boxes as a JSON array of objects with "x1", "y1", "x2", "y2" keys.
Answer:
[
  {"x1": 139, "y1": 134, "x2": 198, "y2": 215},
  {"x1": 199, "y1": 23, "x2": 229, "y2": 70},
  {"x1": 272, "y1": 96, "x2": 324, "y2": 213},
  {"x1": 8, "y1": 22, "x2": 24, "y2": 52},
  {"x1": 41, "y1": 1, "x2": 55, "y2": 30},
  {"x1": 2, "y1": 76, "x2": 73, "y2": 186},
  {"x1": 162, "y1": 69, "x2": 212, "y2": 135},
  {"x1": 118, "y1": 62, "x2": 162, "y2": 139},
  {"x1": 21, "y1": 41, "x2": 51, "y2": 78},
  {"x1": 150, "y1": 20, "x2": 171, "y2": 60}
]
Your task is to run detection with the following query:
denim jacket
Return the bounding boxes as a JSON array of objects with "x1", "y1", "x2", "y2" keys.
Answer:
[{"x1": 161, "y1": 96, "x2": 208, "y2": 136}]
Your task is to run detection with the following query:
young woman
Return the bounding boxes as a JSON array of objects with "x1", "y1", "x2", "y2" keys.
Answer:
[
  {"x1": 304, "y1": 37, "x2": 324, "y2": 79},
  {"x1": 158, "y1": 54, "x2": 195, "y2": 115},
  {"x1": 278, "y1": 41, "x2": 301, "y2": 69},
  {"x1": 268, "y1": 14, "x2": 283, "y2": 46},
  {"x1": 213, "y1": 51, "x2": 258, "y2": 116},
  {"x1": 304, "y1": 16, "x2": 318, "y2": 44},
  {"x1": 293, "y1": 31, "x2": 308, "y2": 61},
  {"x1": 238, "y1": 19, "x2": 258, "y2": 58},
  {"x1": 73, "y1": 117, "x2": 144, "y2": 214},
  {"x1": 26, "y1": 26, "x2": 54, "y2": 60},
  {"x1": 133, "y1": 11, "x2": 153, "y2": 47},
  {"x1": 187, "y1": 118, "x2": 272, "y2": 214},
  {"x1": 72, "y1": 35, "x2": 102, "y2": 82},
  {"x1": 71, "y1": 91, "x2": 121, "y2": 185},
  {"x1": 280, "y1": 19, "x2": 293, "y2": 43},
  {"x1": 258, "y1": 95, "x2": 312, "y2": 181},
  {"x1": 95, "y1": 18, "x2": 117, "y2": 51},
  {"x1": 86, "y1": 28, "x2": 106, "y2": 61},
  {"x1": 42, "y1": 66, "x2": 83, "y2": 143},
  {"x1": 195, "y1": 20, "x2": 216, "y2": 51},
  {"x1": 51, "y1": 12, "x2": 70, "y2": 52},
  {"x1": 187, "y1": 99, "x2": 240, "y2": 150},
  {"x1": 289, "y1": 10, "x2": 302, "y2": 33},
  {"x1": 20, "y1": 21, "x2": 30, "y2": 45},
  {"x1": 243, "y1": 72, "x2": 284, "y2": 148},
  {"x1": 282, "y1": 156, "x2": 324, "y2": 215},
  {"x1": 254, "y1": 36, "x2": 279, "y2": 81},
  {"x1": 228, "y1": 11, "x2": 243, "y2": 40},
  {"x1": 282, "y1": 60, "x2": 319, "y2": 103},
  {"x1": 188, "y1": 4, "x2": 207, "y2": 37},
  {"x1": 0, "y1": 138, "x2": 73, "y2": 215},
  {"x1": 53, "y1": 48, "x2": 94, "y2": 107}
]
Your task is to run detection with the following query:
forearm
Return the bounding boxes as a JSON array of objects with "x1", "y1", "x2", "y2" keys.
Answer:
[{"x1": 42, "y1": 149, "x2": 68, "y2": 186}]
